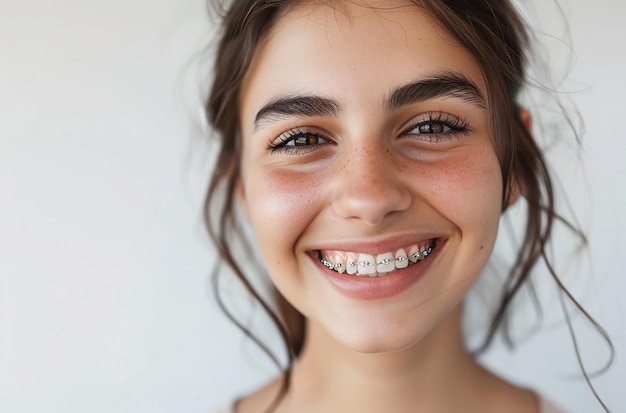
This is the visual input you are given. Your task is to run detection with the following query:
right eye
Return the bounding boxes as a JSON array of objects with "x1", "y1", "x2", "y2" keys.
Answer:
[{"x1": 269, "y1": 128, "x2": 332, "y2": 154}]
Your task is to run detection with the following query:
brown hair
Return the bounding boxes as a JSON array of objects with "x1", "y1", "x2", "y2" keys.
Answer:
[{"x1": 204, "y1": 0, "x2": 612, "y2": 410}]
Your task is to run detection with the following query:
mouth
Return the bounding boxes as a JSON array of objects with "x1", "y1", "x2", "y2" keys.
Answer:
[{"x1": 317, "y1": 238, "x2": 438, "y2": 278}]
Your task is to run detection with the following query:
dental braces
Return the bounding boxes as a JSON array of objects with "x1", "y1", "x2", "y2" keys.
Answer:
[{"x1": 320, "y1": 246, "x2": 432, "y2": 271}]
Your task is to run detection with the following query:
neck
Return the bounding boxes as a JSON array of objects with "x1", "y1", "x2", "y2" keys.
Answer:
[{"x1": 286, "y1": 306, "x2": 484, "y2": 412}]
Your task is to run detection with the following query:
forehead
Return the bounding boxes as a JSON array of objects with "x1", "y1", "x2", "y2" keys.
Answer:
[{"x1": 239, "y1": 0, "x2": 487, "y2": 127}]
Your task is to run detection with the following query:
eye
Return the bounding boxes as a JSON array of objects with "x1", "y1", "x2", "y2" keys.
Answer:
[
  {"x1": 402, "y1": 112, "x2": 469, "y2": 142},
  {"x1": 286, "y1": 133, "x2": 328, "y2": 147},
  {"x1": 269, "y1": 128, "x2": 332, "y2": 154},
  {"x1": 413, "y1": 122, "x2": 451, "y2": 134}
]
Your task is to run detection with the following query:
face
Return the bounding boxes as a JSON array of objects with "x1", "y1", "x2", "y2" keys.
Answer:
[{"x1": 238, "y1": 0, "x2": 505, "y2": 353}]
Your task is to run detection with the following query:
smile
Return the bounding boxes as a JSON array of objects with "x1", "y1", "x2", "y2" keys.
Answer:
[{"x1": 319, "y1": 239, "x2": 436, "y2": 278}]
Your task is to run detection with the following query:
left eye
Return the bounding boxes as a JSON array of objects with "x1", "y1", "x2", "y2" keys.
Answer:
[
  {"x1": 286, "y1": 133, "x2": 329, "y2": 146},
  {"x1": 401, "y1": 113, "x2": 470, "y2": 141},
  {"x1": 411, "y1": 121, "x2": 452, "y2": 134}
]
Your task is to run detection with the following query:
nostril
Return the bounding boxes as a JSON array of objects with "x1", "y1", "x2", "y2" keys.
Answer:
[
  {"x1": 329, "y1": 147, "x2": 413, "y2": 225},
  {"x1": 331, "y1": 174, "x2": 412, "y2": 225}
]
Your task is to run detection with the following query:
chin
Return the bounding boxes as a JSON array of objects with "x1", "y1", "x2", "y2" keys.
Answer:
[
  {"x1": 346, "y1": 335, "x2": 424, "y2": 355},
  {"x1": 316, "y1": 299, "x2": 461, "y2": 355},
  {"x1": 329, "y1": 321, "x2": 429, "y2": 354}
]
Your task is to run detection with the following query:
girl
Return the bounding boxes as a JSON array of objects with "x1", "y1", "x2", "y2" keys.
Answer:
[{"x1": 206, "y1": 0, "x2": 610, "y2": 412}]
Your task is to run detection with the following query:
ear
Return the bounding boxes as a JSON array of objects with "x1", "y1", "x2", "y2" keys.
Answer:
[
  {"x1": 505, "y1": 172, "x2": 521, "y2": 208},
  {"x1": 519, "y1": 107, "x2": 532, "y2": 133},
  {"x1": 505, "y1": 108, "x2": 532, "y2": 208},
  {"x1": 236, "y1": 179, "x2": 250, "y2": 220}
]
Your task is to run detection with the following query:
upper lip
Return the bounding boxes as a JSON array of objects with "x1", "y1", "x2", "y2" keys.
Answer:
[{"x1": 305, "y1": 231, "x2": 447, "y2": 256}]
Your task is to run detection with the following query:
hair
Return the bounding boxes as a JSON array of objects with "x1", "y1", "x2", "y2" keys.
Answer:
[{"x1": 204, "y1": 0, "x2": 613, "y2": 411}]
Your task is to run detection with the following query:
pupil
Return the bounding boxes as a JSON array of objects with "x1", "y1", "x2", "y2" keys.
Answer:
[
  {"x1": 294, "y1": 135, "x2": 314, "y2": 146},
  {"x1": 419, "y1": 123, "x2": 444, "y2": 134}
]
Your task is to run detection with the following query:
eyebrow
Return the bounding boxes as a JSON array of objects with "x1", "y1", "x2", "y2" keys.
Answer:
[
  {"x1": 253, "y1": 71, "x2": 486, "y2": 129},
  {"x1": 387, "y1": 71, "x2": 486, "y2": 111},
  {"x1": 254, "y1": 95, "x2": 340, "y2": 130}
]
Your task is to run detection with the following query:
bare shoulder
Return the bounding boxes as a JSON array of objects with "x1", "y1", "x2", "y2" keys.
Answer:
[
  {"x1": 235, "y1": 376, "x2": 285, "y2": 413},
  {"x1": 486, "y1": 383, "x2": 540, "y2": 413},
  {"x1": 234, "y1": 367, "x2": 541, "y2": 413},
  {"x1": 474, "y1": 365, "x2": 540, "y2": 413}
]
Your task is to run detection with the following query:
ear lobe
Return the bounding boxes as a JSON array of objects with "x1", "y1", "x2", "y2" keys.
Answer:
[
  {"x1": 519, "y1": 107, "x2": 532, "y2": 133},
  {"x1": 505, "y1": 108, "x2": 532, "y2": 208},
  {"x1": 236, "y1": 180, "x2": 250, "y2": 220},
  {"x1": 505, "y1": 179, "x2": 520, "y2": 208}
]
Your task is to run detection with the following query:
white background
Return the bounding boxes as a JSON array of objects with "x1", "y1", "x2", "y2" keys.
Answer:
[{"x1": 1, "y1": 0, "x2": 624, "y2": 412}]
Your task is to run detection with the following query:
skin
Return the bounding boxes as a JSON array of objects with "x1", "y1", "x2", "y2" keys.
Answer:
[{"x1": 235, "y1": 1, "x2": 536, "y2": 412}]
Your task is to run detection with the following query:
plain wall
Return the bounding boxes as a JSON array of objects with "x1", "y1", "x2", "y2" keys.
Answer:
[{"x1": 1, "y1": 0, "x2": 624, "y2": 412}]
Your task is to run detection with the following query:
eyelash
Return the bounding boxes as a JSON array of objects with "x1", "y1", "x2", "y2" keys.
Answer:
[
  {"x1": 267, "y1": 112, "x2": 470, "y2": 154},
  {"x1": 268, "y1": 127, "x2": 332, "y2": 155},
  {"x1": 401, "y1": 112, "x2": 470, "y2": 142}
]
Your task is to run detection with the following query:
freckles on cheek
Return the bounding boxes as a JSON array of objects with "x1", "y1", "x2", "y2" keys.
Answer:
[
  {"x1": 245, "y1": 169, "x2": 324, "y2": 243},
  {"x1": 420, "y1": 153, "x2": 503, "y2": 226}
]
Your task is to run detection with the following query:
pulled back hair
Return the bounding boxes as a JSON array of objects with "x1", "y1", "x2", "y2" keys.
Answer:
[{"x1": 205, "y1": 0, "x2": 612, "y2": 410}]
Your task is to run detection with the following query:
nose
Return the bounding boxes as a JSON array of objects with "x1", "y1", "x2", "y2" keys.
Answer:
[{"x1": 331, "y1": 145, "x2": 411, "y2": 226}]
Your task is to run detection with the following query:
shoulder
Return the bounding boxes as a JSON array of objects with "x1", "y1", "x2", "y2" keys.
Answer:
[
  {"x1": 538, "y1": 396, "x2": 566, "y2": 413},
  {"x1": 228, "y1": 376, "x2": 286, "y2": 413},
  {"x1": 211, "y1": 406, "x2": 234, "y2": 413},
  {"x1": 212, "y1": 377, "x2": 283, "y2": 413}
]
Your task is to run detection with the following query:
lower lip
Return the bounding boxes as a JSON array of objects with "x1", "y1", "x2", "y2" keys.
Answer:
[{"x1": 315, "y1": 240, "x2": 444, "y2": 301}]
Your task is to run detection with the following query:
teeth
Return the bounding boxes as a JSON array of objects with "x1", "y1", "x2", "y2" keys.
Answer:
[
  {"x1": 334, "y1": 254, "x2": 346, "y2": 273},
  {"x1": 395, "y1": 248, "x2": 408, "y2": 269},
  {"x1": 346, "y1": 253, "x2": 358, "y2": 275},
  {"x1": 321, "y1": 242, "x2": 434, "y2": 277},
  {"x1": 357, "y1": 254, "x2": 376, "y2": 276},
  {"x1": 376, "y1": 252, "x2": 395, "y2": 273}
]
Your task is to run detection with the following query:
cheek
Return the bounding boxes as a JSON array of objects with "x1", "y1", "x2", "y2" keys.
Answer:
[
  {"x1": 419, "y1": 149, "x2": 503, "y2": 237},
  {"x1": 242, "y1": 168, "x2": 324, "y2": 260}
]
